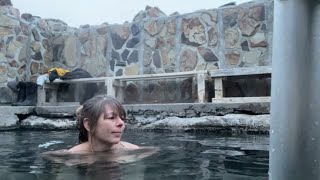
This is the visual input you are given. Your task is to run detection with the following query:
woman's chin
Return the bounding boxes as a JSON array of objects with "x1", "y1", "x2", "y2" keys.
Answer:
[{"x1": 109, "y1": 138, "x2": 121, "y2": 145}]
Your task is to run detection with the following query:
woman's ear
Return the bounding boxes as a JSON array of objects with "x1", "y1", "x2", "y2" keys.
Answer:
[{"x1": 83, "y1": 118, "x2": 90, "y2": 132}]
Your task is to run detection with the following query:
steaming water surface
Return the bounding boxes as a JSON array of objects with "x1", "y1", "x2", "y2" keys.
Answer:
[{"x1": 0, "y1": 130, "x2": 269, "y2": 180}]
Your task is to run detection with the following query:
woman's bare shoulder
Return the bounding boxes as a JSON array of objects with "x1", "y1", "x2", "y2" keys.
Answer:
[
  {"x1": 42, "y1": 149, "x2": 69, "y2": 156},
  {"x1": 67, "y1": 143, "x2": 90, "y2": 153},
  {"x1": 121, "y1": 141, "x2": 140, "y2": 149}
]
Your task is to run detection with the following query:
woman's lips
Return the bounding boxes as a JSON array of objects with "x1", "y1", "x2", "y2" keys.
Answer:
[{"x1": 112, "y1": 132, "x2": 122, "y2": 136}]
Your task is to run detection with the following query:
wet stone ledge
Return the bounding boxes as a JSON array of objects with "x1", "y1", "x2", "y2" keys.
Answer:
[{"x1": 0, "y1": 102, "x2": 270, "y2": 133}]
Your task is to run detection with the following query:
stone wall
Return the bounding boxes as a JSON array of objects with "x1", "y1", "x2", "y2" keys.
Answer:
[{"x1": 0, "y1": 0, "x2": 273, "y2": 104}]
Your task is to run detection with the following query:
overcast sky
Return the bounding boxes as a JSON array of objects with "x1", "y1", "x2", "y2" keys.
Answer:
[{"x1": 11, "y1": 0, "x2": 251, "y2": 27}]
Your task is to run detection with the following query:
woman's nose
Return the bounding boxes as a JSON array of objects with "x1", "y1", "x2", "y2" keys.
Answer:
[{"x1": 116, "y1": 117, "x2": 124, "y2": 127}]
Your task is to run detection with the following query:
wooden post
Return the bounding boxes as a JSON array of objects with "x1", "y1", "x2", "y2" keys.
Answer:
[
  {"x1": 49, "y1": 89, "x2": 57, "y2": 105},
  {"x1": 214, "y1": 77, "x2": 223, "y2": 98},
  {"x1": 197, "y1": 73, "x2": 207, "y2": 103},
  {"x1": 37, "y1": 86, "x2": 46, "y2": 106},
  {"x1": 111, "y1": 79, "x2": 126, "y2": 102},
  {"x1": 106, "y1": 77, "x2": 116, "y2": 98},
  {"x1": 74, "y1": 83, "x2": 80, "y2": 102},
  {"x1": 117, "y1": 80, "x2": 127, "y2": 103}
]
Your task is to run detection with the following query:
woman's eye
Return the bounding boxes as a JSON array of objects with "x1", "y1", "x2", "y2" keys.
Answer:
[{"x1": 104, "y1": 115, "x2": 114, "y2": 120}]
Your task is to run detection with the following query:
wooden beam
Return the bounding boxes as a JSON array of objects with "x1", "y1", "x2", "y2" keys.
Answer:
[
  {"x1": 214, "y1": 77, "x2": 224, "y2": 98},
  {"x1": 57, "y1": 102, "x2": 80, "y2": 106},
  {"x1": 49, "y1": 70, "x2": 209, "y2": 84},
  {"x1": 113, "y1": 70, "x2": 207, "y2": 81},
  {"x1": 209, "y1": 66, "x2": 272, "y2": 77},
  {"x1": 212, "y1": 96, "x2": 271, "y2": 103},
  {"x1": 51, "y1": 77, "x2": 107, "y2": 84}
]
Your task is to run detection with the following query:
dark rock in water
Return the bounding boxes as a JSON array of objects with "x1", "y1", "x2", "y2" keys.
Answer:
[{"x1": 0, "y1": 0, "x2": 12, "y2": 6}]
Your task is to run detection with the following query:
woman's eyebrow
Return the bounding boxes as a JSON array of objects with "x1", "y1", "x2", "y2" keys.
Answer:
[{"x1": 104, "y1": 112, "x2": 118, "y2": 117}]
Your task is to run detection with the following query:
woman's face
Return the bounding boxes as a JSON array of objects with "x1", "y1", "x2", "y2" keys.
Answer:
[{"x1": 93, "y1": 105, "x2": 125, "y2": 145}]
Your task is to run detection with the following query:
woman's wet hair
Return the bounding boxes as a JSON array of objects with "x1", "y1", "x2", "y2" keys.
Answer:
[{"x1": 76, "y1": 95, "x2": 126, "y2": 143}]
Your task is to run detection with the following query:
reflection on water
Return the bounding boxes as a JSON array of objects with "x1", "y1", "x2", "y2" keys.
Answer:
[{"x1": 0, "y1": 130, "x2": 269, "y2": 180}]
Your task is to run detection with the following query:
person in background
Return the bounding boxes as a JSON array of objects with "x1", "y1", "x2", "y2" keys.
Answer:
[
  {"x1": 68, "y1": 95, "x2": 139, "y2": 153},
  {"x1": 7, "y1": 78, "x2": 38, "y2": 106}
]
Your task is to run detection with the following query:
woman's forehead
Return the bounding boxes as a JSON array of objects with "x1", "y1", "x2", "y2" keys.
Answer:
[{"x1": 103, "y1": 104, "x2": 119, "y2": 114}]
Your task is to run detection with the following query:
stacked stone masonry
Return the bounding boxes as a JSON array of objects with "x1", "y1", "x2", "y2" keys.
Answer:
[{"x1": 0, "y1": 1, "x2": 273, "y2": 104}]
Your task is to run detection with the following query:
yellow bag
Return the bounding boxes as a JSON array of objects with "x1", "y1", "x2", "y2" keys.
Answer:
[{"x1": 48, "y1": 68, "x2": 70, "y2": 77}]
